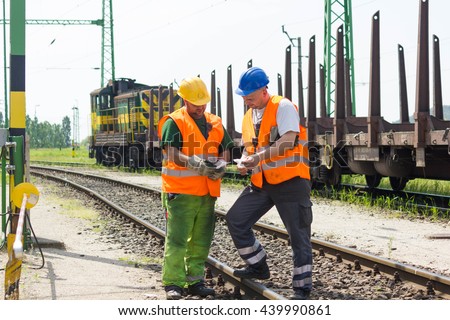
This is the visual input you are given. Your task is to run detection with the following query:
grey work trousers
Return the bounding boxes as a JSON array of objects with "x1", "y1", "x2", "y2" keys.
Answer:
[{"x1": 226, "y1": 177, "x2": 313, "y2": 291}]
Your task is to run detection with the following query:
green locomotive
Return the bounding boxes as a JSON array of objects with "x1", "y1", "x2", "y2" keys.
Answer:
[{"x1": 89, "y1": 78, "x2": 182, "y2": 168}]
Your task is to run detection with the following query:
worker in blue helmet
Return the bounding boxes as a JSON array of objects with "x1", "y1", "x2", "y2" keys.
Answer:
[
  {"x1": 227, "y1": 66, "x2": 313, "y2": 300},
  {"x1": 235, "y1": 67, "x2": 270, "y2": 96}
]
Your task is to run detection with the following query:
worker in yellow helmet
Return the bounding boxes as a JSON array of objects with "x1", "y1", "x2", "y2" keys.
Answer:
[{"x1": 158, "y1": 76, "x2": 234, "y2": 300}]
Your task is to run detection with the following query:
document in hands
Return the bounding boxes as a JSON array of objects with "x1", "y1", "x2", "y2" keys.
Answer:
[
  {"x1": 233, "y1": 159, "x2": 243, "y2": 165},
  {"x1": 213, "y1": 159, "x2": 228, "y2": 169}
]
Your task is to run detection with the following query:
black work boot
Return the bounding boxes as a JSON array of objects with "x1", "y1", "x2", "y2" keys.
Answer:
[
  {"x1": 165, "y1": 285, "x2": 183, "y2": 300},
  {"x1": 233, "y1": 260, "x2": 270, "y2": 280},
  {"x1": 187, "y1": 281, "x2": 215, "y2": 297},
  {"x1": 290, "y1": 289, "x2": 311, "y2": 300}
]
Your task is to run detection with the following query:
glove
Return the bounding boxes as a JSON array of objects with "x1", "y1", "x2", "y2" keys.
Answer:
[
  {"x1": 240, "y1": 154, "x2": 261, "y2": 169},
  {"x1": 208, "y1": 166, "x2": 226, "y2": 181},
  {"x1": 187, "y1": 155, "x2": 217, "y2": 176}
]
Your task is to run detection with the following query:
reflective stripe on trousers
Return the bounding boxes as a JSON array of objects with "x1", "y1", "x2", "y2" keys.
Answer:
[
  {"x1": 237, "y1": 239, "x2": 262, "y2": 255},
  {"x1": 293, "y1": 277, "x2": 313, "y2": 289},
  {"x1": 292, "y1": 264, "x2": 313, "y2": 290},
  {"x1": 237, "y1": 239, "x2": 267, "y2": 265}
]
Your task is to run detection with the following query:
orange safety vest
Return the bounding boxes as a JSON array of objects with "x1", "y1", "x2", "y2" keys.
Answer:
[
  {"x1": 158, "y1": 107, "x2": 224, "y2": 197},
  {"x1": 241, "y1": 96, "x2": 310, "y2": 188}
]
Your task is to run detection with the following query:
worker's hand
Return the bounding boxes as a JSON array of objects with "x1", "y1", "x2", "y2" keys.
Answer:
[
  {"x1": 187, "y1": 155, "x2": 217, "y2": 176},
  {"x1": 208, "y1": 166, "x2": 226, "y2": 180},
  {"x1": 240, "y1": 154, "x2": 261, "y2": 169},
  {"x1": 237, "y1": 164, "x2": 248, "y2": 176}
]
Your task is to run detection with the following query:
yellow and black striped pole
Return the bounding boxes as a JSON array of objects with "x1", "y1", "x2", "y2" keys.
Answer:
[
  {"x1": 9, "y1": 0, "x2": 25, "y2": 219},
  {"x1": 10, "y1": 1, "x2": 25, "y2": 139},
  {"x1": 4, "y1": 0, "x2": 26, "y2": 300}
]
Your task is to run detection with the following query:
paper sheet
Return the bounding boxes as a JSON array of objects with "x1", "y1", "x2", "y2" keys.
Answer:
[
  {"x1": 233, "y1": 158, "x2": 243, "y2": 165},
  {"x1": 214, "y1": 159, "x2": 228, "y2": 169}
]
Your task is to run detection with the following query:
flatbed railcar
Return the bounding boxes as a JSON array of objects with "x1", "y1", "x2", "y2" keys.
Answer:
[
  {"x1": 89, "y1": 1, "x2": 450, "y2": 192},
  {"x1": 306, "y1": 1, "x2": 450, "y2": 191}
]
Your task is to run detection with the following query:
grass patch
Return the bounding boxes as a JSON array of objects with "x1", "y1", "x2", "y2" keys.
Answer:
[
  {"x1": 341, "y1": 174, "x2": 450, "y2": 196},
  {"x1": 222, "y1": 179, "x2": 250, "y2": 190},
  {"x1": 312, "y1": 183, "x2": 449, "y2": 221},
  {"x1": 30, "y1": 147, "x2": 95, "y2": 164},
  {"x1": 44, "y1": 184, "x2": 98, "y2": 220},
  {"x1": 119, "y1": 256, "x2": 163, "y2": 267},
  {"x1": 51, "y1": 196, "x2": 99, "y2": 220}
]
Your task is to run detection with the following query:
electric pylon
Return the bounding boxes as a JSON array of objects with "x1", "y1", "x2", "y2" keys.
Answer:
[
  {"x1": 1, "y1": 0, "x2": 115, "y2": 87},
  {"x1": 72, "y1": 105, "x2": 79, "y2": 148},
  {"x1": 324, "y1": 0, "x2": 355, "y2": 116},
  {"x1": 101, "y1": 0, "x2": 115, "y2": 87}
]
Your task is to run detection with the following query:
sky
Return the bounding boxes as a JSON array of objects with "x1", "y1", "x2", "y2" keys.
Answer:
[{"x1": 2, "y1": 0, "x2": 450, "y2": 141}]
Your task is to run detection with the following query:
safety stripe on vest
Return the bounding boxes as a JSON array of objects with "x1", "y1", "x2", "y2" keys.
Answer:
[
  {"x1": 252, "y1": 167, "x2": 261, "y2": 174},
  {"x1": 163, "y1": 153, "x2": 213, "y2": 161},
  {"x1": 263, "y1": 155, "x2": 308, "y2": 169},
  {"x1": 255, "y1": 139, "x2": 307, "y2": 153},
  {"x1": 161, "y1": 167, "x2": 201, "y2": 177},
  {"x1": 253, "y1": 155, "x2": 308, "y2": 174}
]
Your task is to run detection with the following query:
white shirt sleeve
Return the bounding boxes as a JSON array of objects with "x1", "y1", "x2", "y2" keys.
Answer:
[{"x1": 276, "y1": 98, "x2": 300, "y2": 136}]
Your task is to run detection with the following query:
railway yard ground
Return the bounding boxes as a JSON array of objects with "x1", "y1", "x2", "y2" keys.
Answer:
[
  {"x1": 0, "y1": 182, "x2": 166, "y2": 300},
  {"x1": 1, "y1": 167, "x2": 450, "y2": 301}
]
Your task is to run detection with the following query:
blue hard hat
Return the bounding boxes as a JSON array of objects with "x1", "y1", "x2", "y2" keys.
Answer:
[{"x1": 235, "y1": 67, "x2": 269, "y2": 96}]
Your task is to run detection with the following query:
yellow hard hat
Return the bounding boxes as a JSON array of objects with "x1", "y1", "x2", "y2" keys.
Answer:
[{"x1": 177, "y1": 77, "x2": 211, "y2": 105}]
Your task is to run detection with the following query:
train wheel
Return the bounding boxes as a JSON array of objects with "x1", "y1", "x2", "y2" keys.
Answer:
[
  {"x1": 148, "y1": 149, "x2": 163, "y2": 169},
  {"x1": 326, "y1": 162, "x2": 341, "y2": 187},
  {"x1": 389, "y1": 177, "x2": 408, "y2": 191},
  {"x1": 365, "y1": 174, "x2": 381, "y2": 189},
  {"x1": 95, "y1": 148, "x2": 102, "y2": 165},
  {"x1": 129, "y1": 159, "x2": 137, "y2": 172},
  {"x1": 129, "y1": 153, "x2": 138, "y2": 172}
]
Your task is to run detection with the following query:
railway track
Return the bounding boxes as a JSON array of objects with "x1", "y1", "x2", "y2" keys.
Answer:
[
  {"x1": 29, "y1": 165, "x2": 450, "y2": 300},
  {"x1": 30, "y1": 166, "x2": 284, "y2": 300},
  {"x1": 30, "y1": 162, "x2": 450, "y2": 216}
]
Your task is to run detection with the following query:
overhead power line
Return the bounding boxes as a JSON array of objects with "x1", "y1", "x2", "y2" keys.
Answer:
[{"x1": 1, "y1": 0, "x2": 115, "y2": 87}]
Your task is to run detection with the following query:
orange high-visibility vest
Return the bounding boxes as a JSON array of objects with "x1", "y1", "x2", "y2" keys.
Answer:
[
  {"x1": 241, "y1": 96, "x2": 310, "y2": 187},
  {"x1": 158, "y1": 107, "x2": 224, "y2": 197}
]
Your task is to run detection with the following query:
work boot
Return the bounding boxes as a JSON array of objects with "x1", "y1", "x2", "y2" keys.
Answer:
[
  {"x1": 165, "y1": 285, "x2": 183, "y2": 300},
  {"x1": 187, "y1": 281, "x2": 215, "y2": 297},
  {"x1": 233, "y1": 261, "x2": 270, "y2": 280},
  {"x1": 289, "y1": 289, "x2": 311, "y2": 300}
]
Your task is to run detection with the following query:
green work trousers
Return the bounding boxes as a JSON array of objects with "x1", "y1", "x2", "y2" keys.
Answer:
[{"x1": 162, "y1": 193, "x2": 216, "y2": 288}]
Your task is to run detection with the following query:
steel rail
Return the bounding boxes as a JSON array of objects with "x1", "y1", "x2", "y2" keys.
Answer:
[
  {"x1": 31, "y1": 165, "x2": 450, "y2": 298},
  {"x1": 217, "y1": 209, "x2": 450, "y2": 298},
  {"x1": 29, "y1": 164, "x2": 450, "y2": 210},
  {"x1": 30, "y1": 169, "x2": 285, "y2": 300}
]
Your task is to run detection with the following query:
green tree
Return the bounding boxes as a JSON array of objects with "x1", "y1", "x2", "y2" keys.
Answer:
[
  {"x1": 61, "y1": 116, "x2": 71, "y2": 147},
  {"x1": 26, "y1": 115, "x2": 72, "y2": 148},
  {"x1": 26, "y1": 115, "x2": 39, "y2": 147},
  {"x1": 38, "y1": 121, "x2": 52, "y2": 147},
  {"x1": 55, "y1": 124, "x2": 66, "y2": 149}
]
